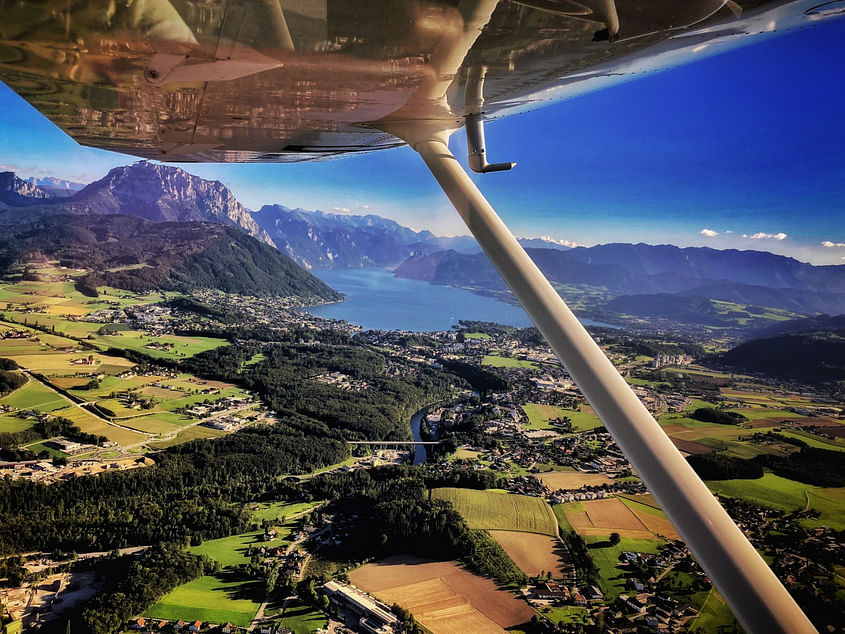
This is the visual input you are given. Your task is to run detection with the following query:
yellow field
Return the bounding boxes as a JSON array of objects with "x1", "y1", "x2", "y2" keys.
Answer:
[
  {"x1": 489, "y1": 530, "x2": 568, "y2": 577},
  {"x1": 349, "y1": 557, "x2": 534, "y2": 634},
  {"x1": 618, "y1": 496, "x2": 680, "y2": 540},
  {"x1": 119, "y1": 415, "x2": 184, "y2": 435},
  {"x1": 51, "y1": 406, "x2": 148, "y2": 446},
  {"x1": 561, "y1": 498, "x2": 657, "y2": 539},
  {"x1": 431, "y1": 488, "x2": 559, "y2": 536},
  {"x1": 5, "y1": 352, "x2": 134, "y2": 373},
  {"x1": 537, "y1": 472, "x2": 613, "y2": 489}
]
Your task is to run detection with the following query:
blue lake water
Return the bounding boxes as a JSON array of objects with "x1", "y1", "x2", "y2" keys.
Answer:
[{"x1": 305, "y1": 268, "x2": 616, "y2": 332}]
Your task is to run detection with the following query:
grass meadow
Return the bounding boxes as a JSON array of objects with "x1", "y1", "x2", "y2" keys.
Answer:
[{"x1": 431, "y1": 487, "x2": 558, "y2": 536}]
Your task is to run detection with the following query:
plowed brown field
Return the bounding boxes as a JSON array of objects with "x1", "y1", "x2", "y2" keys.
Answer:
[{"x1": 349, "y1": 557, "x2": 534, "y2": 634}]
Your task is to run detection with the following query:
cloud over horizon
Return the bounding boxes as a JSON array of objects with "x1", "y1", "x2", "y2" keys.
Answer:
[
  {"x1": 700, "y1": 228, "x2": 719, "y2": 237},
  {"x1": 743, "y1": 232, "x2": 787, "y2": 240},
  {"x1": 821, "y1": 240, "x2": 845, "y2": 248}
]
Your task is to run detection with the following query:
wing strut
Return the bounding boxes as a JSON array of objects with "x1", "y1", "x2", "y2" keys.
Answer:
[{"x1": 383, "y1": 124, "x2": 816, "y2": 634}]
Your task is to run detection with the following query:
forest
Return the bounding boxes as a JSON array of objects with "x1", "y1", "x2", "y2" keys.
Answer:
[
  {"x1": 182, "y1": 340, "x2": 459, "y2": 441},
  {"x1": 306, "y1": 465, "x2": 526, "y2": 586}
]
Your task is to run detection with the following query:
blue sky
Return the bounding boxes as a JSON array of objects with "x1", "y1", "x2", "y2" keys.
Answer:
[{"x1": 1, "y1": 17, "x2": 844, "y2": 264}]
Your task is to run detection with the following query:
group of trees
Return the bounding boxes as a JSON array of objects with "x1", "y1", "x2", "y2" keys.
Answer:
[
  {"x1": 76, "y1": 544, "x2": 214, "y2": 634},
  {"x1": 686, "y1": 445, "x2": 845, "y2": 487},
  {"x1": 690, "y1": 407, "x2": 748, "y2": 425},
  {"x1": 0, "y1": 422, "x2": 348, "y2": 553},
  {"x1": 307, "y1": 466, "x2": 525, "y2": 586}
]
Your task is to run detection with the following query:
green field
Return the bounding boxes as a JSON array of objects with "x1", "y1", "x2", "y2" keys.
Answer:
[
  {"x1": 89, "y1": 330, "x2": 228, "y2": 360},
  {"x1": 463, "y1": 332, "x2": 490, "y2": 339},
  {"x1": 23, "y1": 442, "x2": 67, "y2": 458},
  {"x1": 707, "y1": 472, "x2": 809, "y2": 512},
  {"x1": 146, "y1": 575, "x2": 263, "y2": 627},
  {"x1": 552, "y1": 504, "x2": 576, "y2": 534},
  {"x1": 706, "y1": 473, "x2": 845, "y2": 530},
  {"x1": 481, "y1": 354, "x2": 537, "y2": 368},
  {"x1": 431, "y1": 487, "x2": 558, "y2": 536},
  {"x1": 522, "y1": 403, "x2": 568, "y2": 430},
  {"x1": 0, "y1": 413, "x2": 34, "y2": 433},
  {"x1": 566, "y1": 406, "x2": 604, "y2": 432},
  {"x1": 280, "y1": 598, "x2": 328, "y2": 634},
  {"x1": 689, "y1": 589, "x2": 738, "y2": 633},
  {"x1": 776, "y1": 429, "x2": 845, "y2": 452},
  {"x1": 0, "y1": 380, "x2": 69, "y2": 412},
  {"x1": 583, "y1": 536, "x2": 663, "y2": 601},
  {"x1": 251, "y1": 500, "x2": 322, "y2": 523},
  {"x1": 148, "y1": 425, "x2": 225, "y2": 449},
  {"x1": 537, "y1": 605, "x2": 589, "y2": 627},
  {"x1": 189, "y1": 530, "x2": 287, "y2": 568},
  {"x1": 49, "y1": 405, "x2": 148, "y2": 446}
]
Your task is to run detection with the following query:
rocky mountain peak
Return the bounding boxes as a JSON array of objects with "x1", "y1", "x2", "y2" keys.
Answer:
[
  {"x1": 0, "y1": 171, "x2": 53, "y2": 206},
  {"x1": 67, "y1": 162, "x2": 274, "y2": 246}
]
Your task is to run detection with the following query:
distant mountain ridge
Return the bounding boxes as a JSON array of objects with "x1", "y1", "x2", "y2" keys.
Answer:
[
  {"x1": 4, "y1": 161, "x2": 844, "y2": 319},
  {"x1": 394, "y1": 244, "x2": 845, "y2": 315},
  {"x1": 0, "y1": 171, "x2": 53, "y2": 206},
  {"x1": 2, "y1": 163, "x2": 577, "y2": 271}
]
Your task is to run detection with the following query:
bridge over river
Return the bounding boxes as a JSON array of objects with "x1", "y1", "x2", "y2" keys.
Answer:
[{"x1": 346, "y1": 440, "x2": 440, "y2": 446}]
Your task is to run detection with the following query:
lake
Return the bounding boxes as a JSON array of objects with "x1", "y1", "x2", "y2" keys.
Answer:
[{"x1": 305, "y1": 268, "x2": 616, "y2": 332}]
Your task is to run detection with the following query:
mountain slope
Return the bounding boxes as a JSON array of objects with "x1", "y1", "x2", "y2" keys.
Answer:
[
  {"x1": 52, "y1": 162, "x2": 274, "y2": 246},
  {"x1": 0, "y1": 214, "x2": 340, "y2": 300},
  {"x1": 252, "y1": 205, "x2": 424, "y2": 269},
  {"x1": 718, "y1": 331, "x2": 845, "y2": 381}
]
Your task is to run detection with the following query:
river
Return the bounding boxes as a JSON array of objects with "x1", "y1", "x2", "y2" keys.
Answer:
[{"x1": 409, "y1": 408, "x2": 428, "y2": 465}]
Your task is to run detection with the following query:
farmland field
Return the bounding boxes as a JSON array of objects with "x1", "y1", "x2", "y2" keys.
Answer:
[
  {"x1": 558, "y1": 498, "x2": 660, "y2": 539},
  {"x1": 583, "y1": 536, "x2": 663, "y2": 601},
  {"x1": 89, "y1": 331, "x2": 228, "y2": 360},
  {"x1": 566, "y1": 406, "x2": 603, "y2": 432},
  {"x1": 148, "y1": 425, "x2": 225, "y2": 448},
  {"x1": 250, "y1": 500, "x2": 322, "y2": 523},
  {"x1": 0, "y1": 413, "x2": 34, "y2": 433},
  {"x1": 189, "y1": 530, "x2": 289, "y2": 568},
  {"x1": 536, "y1": 471, "x2": 613, "y2": 490},
  {"x1": 280, "y1": 598, "x2": 328, "y2": 634},
  {"x1": 707, "y1": 473, "x2": 845, "y2": 530},
  {"x1": 349, "y1": 556, "x2": 535, "y2": 634},
  {"x1": 145, "y1": 575, "x2": 262, "y2": 627},
  {"x1": 481, "y1": 354, "x2": 537, "y2": 368},
  {"x1": 618, "y1": 496, "x2": 680, "y2": 540},
  {"x1": 431, "y1": 487, "x2": 558, "y2": 536},
  {"x1": 50, "y1": 405, "x2": 148, "y2": 446},
  {"x1": 488, "y1": 530, "x2": 568, "y2": 577},
  {"x1": 522, "y1": 403, "x2": 568, "y2": 430},
  {"x1": 1, "y1": 381, "x2": 69, "y2": 412}
]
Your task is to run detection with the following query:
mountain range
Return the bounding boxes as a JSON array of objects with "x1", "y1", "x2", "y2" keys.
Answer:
[
  {"x1": 394, "y1": 245, "x2": 845, "y2": 316},
  {"x1": 3, "y1": 161, "x2": 844, "y2": 320}
]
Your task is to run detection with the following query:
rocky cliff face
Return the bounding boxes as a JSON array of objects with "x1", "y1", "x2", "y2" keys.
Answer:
[
  {"x1": 61, "y1": 162, "x2": 274, "y2": 246},
  {"x1": 0, "y1": 171, "x2": 53, "y2": 206}
]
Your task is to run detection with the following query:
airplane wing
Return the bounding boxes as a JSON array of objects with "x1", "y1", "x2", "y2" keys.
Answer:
[{"x1": 0, "y1": 0, "x2": 839, "y2": 162}]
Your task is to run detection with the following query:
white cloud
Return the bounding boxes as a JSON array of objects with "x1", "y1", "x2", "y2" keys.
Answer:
[
  {"x1": 700, "y1": 228, "x2": 719, "y2": 237},
  {"x1": 821, "y1": 240, "x2": 845, "y2": 248},
  {"x1": 742, "y1": 232, "x2": 787, "y2": 240},
  {"x1": 332, "y1": 206, "x2": 351, "y2": 213},
  {"x1": 529, "y1": 235, "x2": 582, "y2": 248},
  {"x1": 725, "y1": 230, "x2": 734, "y2": 234},
  {"x1": 357, "y1": 204, "x2": 370, "y2": 210}
]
